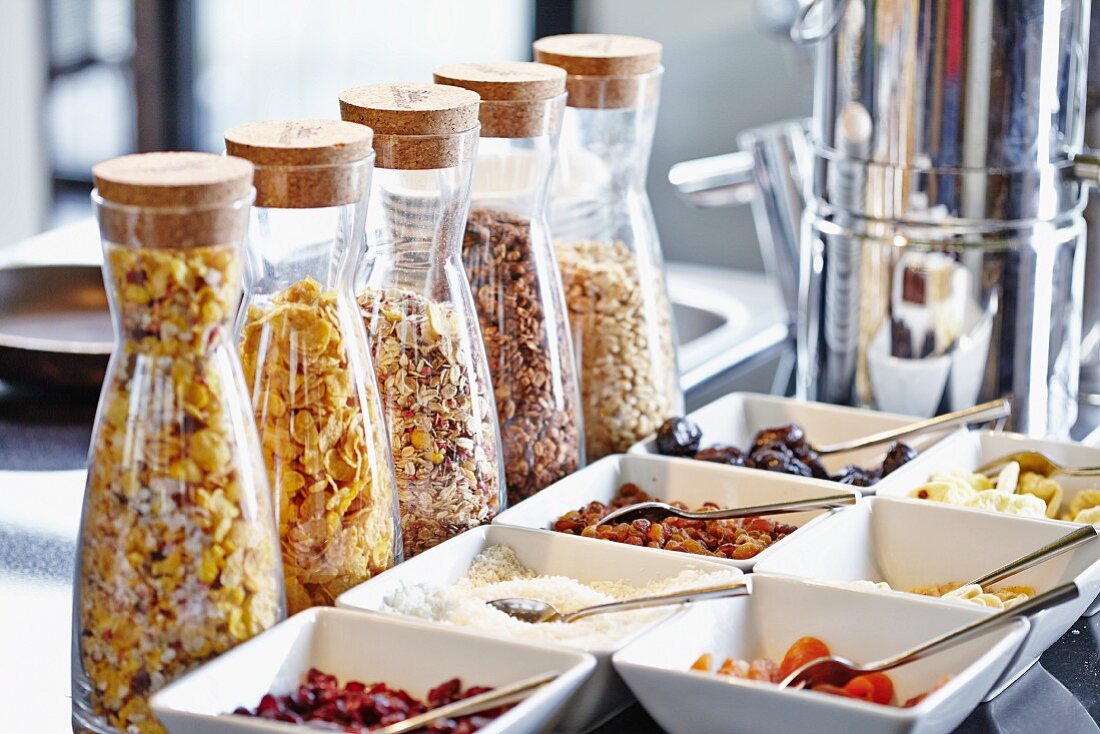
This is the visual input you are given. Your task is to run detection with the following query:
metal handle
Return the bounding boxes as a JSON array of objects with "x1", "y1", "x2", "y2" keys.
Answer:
[
  {"x1": 561, "y1": 581, "x2": 751, "y2": 623},
  {"x1": 677, "y1": 493, "x2": 857, "y2": 521},
  {"x1": 814, "y1": 398, "x2": 1012, "y2": 455},
  {"x1": 790, "y1": 0, "x2": 851, "y2": 44},
  {"x1": 870, "y1": 583, "x2": 1079, "y2": 672},
  {"x1": 1073, "y1": 152, "x2": 1100, "y2": 187},
  {"x1": 372, "y1": 671, "x2": 559, "y2": 734},
  {"x1": 668, "y1": 151, "x2": 757, "y2": 208},
  {"x1": 969, "y1": 525, "x2": 1098, "y2": 588}
]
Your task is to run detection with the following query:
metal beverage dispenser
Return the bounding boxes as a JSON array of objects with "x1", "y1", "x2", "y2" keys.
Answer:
[{"x1": 674, "y1": 0, "x2": 1096, "y2": 438}]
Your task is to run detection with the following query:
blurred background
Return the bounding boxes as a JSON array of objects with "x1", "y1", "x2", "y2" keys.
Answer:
[{"x1": 0, "y1": 0, "x2": 811, "y2": 271}]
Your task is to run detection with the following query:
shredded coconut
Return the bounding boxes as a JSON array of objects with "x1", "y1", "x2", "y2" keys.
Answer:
[{"x1": 382, "y1": 545, "x2": 741, "y2": 650}]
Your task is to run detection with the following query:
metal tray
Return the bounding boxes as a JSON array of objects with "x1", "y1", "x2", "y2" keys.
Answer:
[{"x1": 0, "y1": 265, "x2": 112, "y2": 389}]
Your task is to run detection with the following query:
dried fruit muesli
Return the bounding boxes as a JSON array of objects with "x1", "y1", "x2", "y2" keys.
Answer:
[
  {"x1": 358, "y1": 287, "x2": 502, "y2": 557},
  {"x1": 463, "y1": 208, "x2": 582, "y2": 503},
  {"x1": 555, "y1": 239, "x2": 680, "y2": 459},
  {"x1": 240, "y1": 277, "x2": 398, "y2": 613},
  {"x1": 78, "y1": 243, "x2": 282, "y2": 734}
]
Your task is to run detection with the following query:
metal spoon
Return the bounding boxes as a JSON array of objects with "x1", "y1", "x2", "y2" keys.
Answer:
[
  {"x1": 777, "y1": 582, "x2": 1079, "y2": 690},
  {"x1": 487, "y1": 580, "x2": 750, "y2": 624},
  {"x1": 811, "y1": 398, "x2": 1011, "y2": 455},
  {"x1": 966, "y1": 524, "x2": 1098, "y2": 588},
  {"x1": 371, "y1": 671, "x2": 558, "y2": 734},
  {"x1": 595, "y1": 492, "x2": 857, "y2": 527},
  {"x1": 977, "y1": 449, "x2": 1100, "y2": 478}
]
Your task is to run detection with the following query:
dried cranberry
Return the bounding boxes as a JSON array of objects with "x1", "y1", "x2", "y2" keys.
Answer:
[
  {"x1": 655, "y1": 417, "x2": 703, "y2": 456},
  {"x1": 880, "y1": 442, "x2": 917, "y2": 476},
  {"x1": 694, "y1": 444, "x2": 749, "y2": 466}
]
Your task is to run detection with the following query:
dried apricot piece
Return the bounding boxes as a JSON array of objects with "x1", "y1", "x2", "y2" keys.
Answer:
[{"x1": 778, "y1": 636, "x2": 831, "y2": 681}]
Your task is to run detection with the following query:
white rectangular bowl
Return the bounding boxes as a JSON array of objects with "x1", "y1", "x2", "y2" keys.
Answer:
[
  {"x1": 873, "y1": 429, "x2": 1100, "y2": 616},
  {"x1": 492, "y1": 453, "x2": 860, "y2": 571},
  {"x1": 150, "y1": 607, "x2": 596, "y2": 734},
  {"x1": 612, "y1": 574, "x2": 1030, "y2": 734},
  {"x1": 628, "y1": 392, "x2": 944, "y2": 493},
  {"x1": 335, "y1": 524, "x2": 739, "y2": 732},
  {"x1": 753, "y1": 496, "x2": 1100, "y2": 699}
]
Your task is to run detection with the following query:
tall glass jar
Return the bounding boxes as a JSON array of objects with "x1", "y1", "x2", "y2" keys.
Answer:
[
  {"x1": 433, "y1": 62, "x2": 583, "y2": 505},
  {"x1": 74, "y1": 152, "x2": 284, "y2": 734},
  {"x1": 340, "y1": 83, "x2": 505, "y2": 558},
  {"x1": 226, "y1": 120, "x2": 401, "y2": 614},
  {"x1": 535, "y1": 34, "x2": 683, "y2": 460}
]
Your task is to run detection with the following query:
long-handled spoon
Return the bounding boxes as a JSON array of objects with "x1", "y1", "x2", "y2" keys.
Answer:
[
  {"x1": 777, "y1": 582, "x2": 1079, "y2": 690},
  {"x1": 488, "y1": 580, "x2": 750, "y2": 624},
  {"x1": 977, "y1": 449, "x2": 1100, "y2": 478},
  {"x1": 595, "y1": 493, "x2": 856, "y2": 527},
  {"x1": 812, "y1": 398, "x2": 1010, "y2": 455},
  {"x1": 966, "y1": 524, "x2": 1098, "y2": 588},
  {"x1": 372, "y1": 671, "x2": 559, "y2": 734}
]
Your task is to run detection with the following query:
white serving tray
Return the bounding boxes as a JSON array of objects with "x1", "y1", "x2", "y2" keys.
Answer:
[
  {"x1": 150, "y1": 607, "x2": 596, "y2": 734},
  {"x1": 612, "y1": 574, "x2": 1029, "y2": 734},
  {"x1": 493, "y1": 453, "x2": 860, "y2": 571},
  {"x1": 628, "y1": 392, "x2": 947, "y2": 493},
  {"x1": 336, "y1": 524, "x2": 739, "y2": 732},
  {"x1": 754, "y1": 496, "x2": 1100, "y2": 698}
]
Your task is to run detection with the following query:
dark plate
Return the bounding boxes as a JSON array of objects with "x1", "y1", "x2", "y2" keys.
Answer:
[{"x1": 0, "y1": 265, "x2": 112, "y2": 389}]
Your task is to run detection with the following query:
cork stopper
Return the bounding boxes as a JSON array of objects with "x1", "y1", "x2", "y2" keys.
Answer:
[
  {"x1": 533, "y1": 34, "x2": 663, "y2": 109},
  {"x1": 92, "y1": 152, "x2": 253, "y2": 248},
  {"x1": 533, "y1": 34, "x2": 662, "y2": 76},
  {"x1": 339, "y1": 83, "x2": 480, "y2": 169},
  {"x1": 224, "y1": 119, "x2": 373, "y2": 208},
  {"x1": 434, "y1": 62, "x2": 566, "y2": 138}
]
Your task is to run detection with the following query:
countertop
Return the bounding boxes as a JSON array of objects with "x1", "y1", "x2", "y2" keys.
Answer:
[{"x1": 1, "y1": 222, "x2": 1099, "y2": 732}]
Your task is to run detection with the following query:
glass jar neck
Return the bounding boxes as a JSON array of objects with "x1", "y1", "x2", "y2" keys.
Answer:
[
  {"x1": 366, "y1": 159, "x2": 476, "y2": 263},
  {"x1": 469, "y1": 134, "x2": 558, "y2": 222},
  {"x1": 246, "y1": 199, "x2": 367, "y2": 294},
  {"x1": 558, "y1": 102, "x2": 659, "y2": 194}
]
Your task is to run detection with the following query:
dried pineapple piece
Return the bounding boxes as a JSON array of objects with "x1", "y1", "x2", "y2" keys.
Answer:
[
  {"x1": 1073, "y1": 506, "x2": 1100, "y2": 524},
  {"x1": 1068, "y1": 490, "x2": 1100, "y2": 521},
  {"x1": 1017, "y1": 472, "x2": 1064, "y2": 519}
]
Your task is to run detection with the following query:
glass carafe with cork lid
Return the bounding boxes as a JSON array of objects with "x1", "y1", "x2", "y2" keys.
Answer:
[
  {"x1": 74, "y1": 152, "x2": 284, "y2": 734},
  {"x1": 339, "y1": 83, "x2": 504, "y2": 558},
  {"x1": 226, "y1": 119, "x2": 401, "y2": 614},
  {"x1": 534, "y1": 34, "x2": 683, "y2": 460},
  {"x1": 433, "y1": 61, "x2": 583, "y2": 504}
]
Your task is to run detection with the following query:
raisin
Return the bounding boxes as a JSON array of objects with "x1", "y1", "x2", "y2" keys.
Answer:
[
  {"x1": 655, "y1": 417, "x2": 704, "y2": 456},
  {"x1": 880, "y1": 441, "x2": 917, "y2": 476},
  {"x1": 694, "y1": 444, "x2": 749, "y2": 466}
]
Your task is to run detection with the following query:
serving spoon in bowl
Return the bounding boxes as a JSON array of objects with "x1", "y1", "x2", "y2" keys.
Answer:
[
  {"x1": 595, "y1": 493, "x2": 857, "y2": 527},
  {"x1": 977, "y1": 450, "x2": 1100, "y2": 479},
  {"x1": 487, "y1": 580, "x2": 750, "y2": 624},
  {"x1": 777, "y1": 582, "x2": 1079, "y2": 691},
  {"x1": 965, "y1": 524, "x2": 1098, "y2": 588}
]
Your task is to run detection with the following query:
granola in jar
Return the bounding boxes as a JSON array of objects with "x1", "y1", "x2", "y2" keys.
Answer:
[
  {"x1": 240, "y1": 277, "x2": 398, "y2": 613},
  {"x1": 462, "y1": 208, "x2": 582, "y2": 504},
  {"x1": 555, "y1": 239, "x2": 680, "y2": 459},
  {"x1": 358, "y1": 287, "x2": 502, "y2": 557},
  {"x1": 78, "y1": 243, "x2": 283, "y2": 734}
]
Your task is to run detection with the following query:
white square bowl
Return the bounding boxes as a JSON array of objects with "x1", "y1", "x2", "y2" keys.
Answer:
[
  {"x1": 335, "y1": 524, "x2": 740, "y2": 732},
  {"x1": 612, "y1": 574, "x2": 1030, "y2": 734},
  {"x1": 149, "y1": 607, "x2": 596, "y2": 734},
  {"x1": 492, "y1": 453, "x2": 860, "y2": 571},
  {"x1": 874, "y1": 429, "x2": 1100, "y2": 519},
  {"x1": 628, "y1": 392, "x2": 945, "y2": 493},
  {"x1": 753, "y1": 496, "x2": 1100, "y2": 698}
]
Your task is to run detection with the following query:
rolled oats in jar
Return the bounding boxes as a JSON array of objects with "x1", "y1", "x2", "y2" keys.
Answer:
[
  {"x1": 433, "y1": 61, "x2": 583, "y2": 504},
  {"x1": 340, "y1": 83, "x2": 505, "y2": 557},
  {"x1": 534, "y1": 34, "x2": 683, "y2": 459},
  {"x1": 74, "y1": 152, "x2": 284, "y2": 734},
  {"x1": 227, "y1": 119, "x2": 401, "y2": 614}
]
